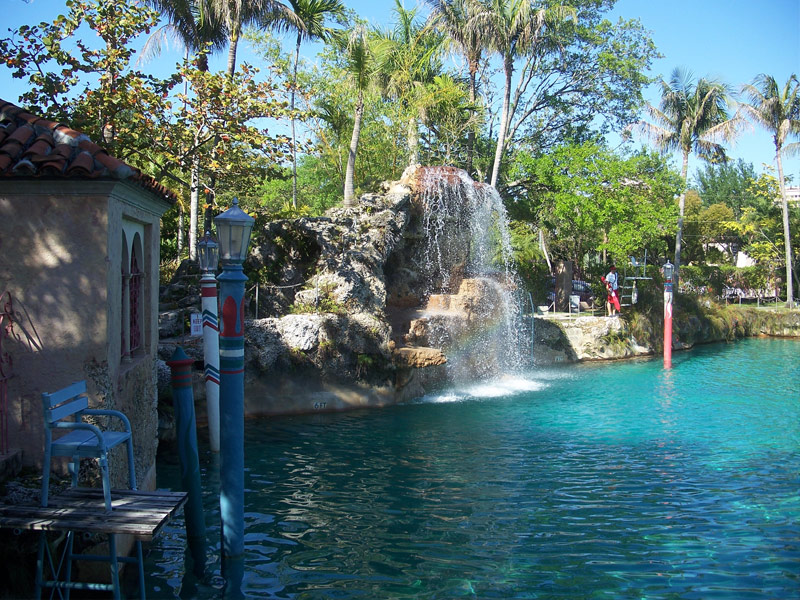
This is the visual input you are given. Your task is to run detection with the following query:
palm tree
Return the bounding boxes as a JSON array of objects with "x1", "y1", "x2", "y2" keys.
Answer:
[
  {"x1": 203, "y1": 0, "x2": 298, "y2": 79},
  {"x1": 269, "y1": 0, "x2": 345, "y2": 210},
  {"x1": 144, "y1": 0, "x2": 228, "y2": 260},
  {"x1": 142, "y1": 0, "x2": 227, "y2": 71},
  {"x1": 740, "y1": 73, "x2": 800, "y2": 307},
  {"x1": 374, "y1": 0, "x2": 445, "y2": 168},
  {"x1": 425, "y1": 0, "x2": 485, "y2": 174},
  {"x1": 634, "y1": 68, "x2": 742, "y2": 285},
  {"x1": 474, "y1": 0, "x2": 574, "y2": 188},
  {"x1": 342, "y1": 24, "x2": 376, "y2": 207}
]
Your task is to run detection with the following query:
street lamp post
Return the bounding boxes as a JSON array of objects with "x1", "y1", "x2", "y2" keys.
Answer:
[
  {"x1": 214, "y1": 198, "x2": 254, "y2": 594},
  {"x1": 197, "y1": 231, "x2": 221, "y2": 453},
  {"x1": 663, "y1": 261, "x2": 674, "y2": 369}
]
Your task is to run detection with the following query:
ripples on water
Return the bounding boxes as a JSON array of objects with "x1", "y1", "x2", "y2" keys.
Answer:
[{"x1": 146, "y1": 339, "x2": 800, "y2": 599}]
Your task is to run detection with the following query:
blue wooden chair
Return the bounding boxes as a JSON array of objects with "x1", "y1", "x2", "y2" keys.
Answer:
[
  {"x1": 39, "y1": 380, "x2": 144, "y2": 599},
  {"x1": 41, "y1": 380, "x2": 137, "y2": 510}
]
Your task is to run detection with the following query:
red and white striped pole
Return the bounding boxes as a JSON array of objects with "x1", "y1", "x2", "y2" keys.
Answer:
[
  {"x1": 663, "y1": 261, "x2": 674, "y2": 369},
  {"x1": 198, "y1": 232, "x2": 221, "y2": 452}
]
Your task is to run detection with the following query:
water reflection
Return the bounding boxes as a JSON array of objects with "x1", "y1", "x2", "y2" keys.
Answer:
[{"x1": 145, "y1": 339, "x2": 800, "y2": 599}]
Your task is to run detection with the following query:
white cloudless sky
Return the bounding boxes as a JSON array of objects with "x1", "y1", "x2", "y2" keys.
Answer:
[{"x1": 2, "y1": 0, "x2": 799, "y2": 183}]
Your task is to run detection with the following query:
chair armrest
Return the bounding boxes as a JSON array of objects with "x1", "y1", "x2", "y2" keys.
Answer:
[
  {"x1": 82, "y1": 409, "x2": 133, "y2": 433},
  {"x1": 51, "y1": 421, "x2": 106, "y2": 447}
]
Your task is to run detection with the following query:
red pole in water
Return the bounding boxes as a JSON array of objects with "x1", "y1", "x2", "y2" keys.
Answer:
[{"x1": 663, "y1": 261, "x2": 674, "y2": 368}]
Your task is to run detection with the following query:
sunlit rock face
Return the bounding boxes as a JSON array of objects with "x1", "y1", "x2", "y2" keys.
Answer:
[
  {"x1": 386, "y1": 166, "x2": 525, "y2": 386},
  {"x1": 184, "y1": 165, "x2": 527, "y2": 415}
]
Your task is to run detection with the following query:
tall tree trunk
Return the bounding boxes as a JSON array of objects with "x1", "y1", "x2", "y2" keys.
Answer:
[
  {"x1": 178, "y1": 203, "x2": 184, "y2": 256},
  {"x1": 776, "y1": 151, "x2": 795, "y2": 307},
  {"x1": 673, "y1": 149, "x2": 690, "y2": 288},
  {"x1": 539, "y1": 229, "x2": 551, "y2": 273},
  {"x1": 343, "y1": 90, "x2": 364, "y2": 207},
  {"x1": 407, "y1": 117, "x2": 419, "y2": 167},
  {"x1": 466, "y1": 62, "x2": 477, "y2": 175},
  {"x1": 290, "y1": 34, "x2": 302, "y2": 210},
  {"x1": 226, "y1": 26, "x2": 239, "y2": 79},
  {"x1": 189, "y1": 153, "x2": 200, "y2": 261},
  {"x1": 490, "y1": 59, "x2": 513, "y2": 188}
]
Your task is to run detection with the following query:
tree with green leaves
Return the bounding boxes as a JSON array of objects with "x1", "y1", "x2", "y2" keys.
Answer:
[
  {"x1": 417, "y1": 73, "x2": 477, "y2": 166},
  {"x1": 267, "y1": 0, "x2": 344, "y2": 210},
  {"x1": 726, "y1": 169, "x2": 800, "y2": 299},
  {"x1": 693, "y1": 159, "x2": 758, "y2": 216},
  {"x1": 141, "y1": 0, "x2": 227, "y2": 69},
  {"x1": 202, "y1": 0, "x2": 297, "y2": 79},
  {"x1": 507, "y1": 142, "x2": 681, "y2": 275},
  {"x1": 341, "y1": 24, "x2": 377, "y2": 207},
  {"x1": 0, "y1": 0, "x2": 163, "y2": 151},
  {"x1": 466, "y1": 0, "x2": 656, "y2": 189},
  {"x1": 473, "y1": 0, "x2": 575, "y2": 187},
  {"x1": 1, "y1": 0, "x2": 290, "y2": 263},
  {"x1": 374, "y1": 0, "x2": 446, "y2": 168},
  {"x1": 425, "y1": 0, "x2": 486, "y2": 175},
  {"x1": 740, "y1": 73, "x2": 800, "y2": 306},
  {"x1": 633, "y1": 68, "x2": 742, "y2": 285},
  {"x1": 143, "y1": 0, "x2": 230, "y2": 257}
]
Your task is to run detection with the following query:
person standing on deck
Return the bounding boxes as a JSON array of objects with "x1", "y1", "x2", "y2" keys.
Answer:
[{"x1": 605, "y1": 265, "x2": 621, "y2": 315}]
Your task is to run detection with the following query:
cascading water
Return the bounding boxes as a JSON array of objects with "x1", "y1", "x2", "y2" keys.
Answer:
[{"x1": 413, "y1": 166, "x2": 525, "y2": 380}]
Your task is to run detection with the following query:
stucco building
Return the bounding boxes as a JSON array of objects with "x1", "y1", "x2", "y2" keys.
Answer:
[{"x1": 0, "y1": 99, "x2": 174, "y2": 491}]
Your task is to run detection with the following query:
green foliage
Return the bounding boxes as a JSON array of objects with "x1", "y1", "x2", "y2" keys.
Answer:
[
  {"x1": 637, "y1": 68, "x2": 739, "y2": 171},
  {"x1": 252, "y1": 155, "x2": 340, "y2": 217},
  {"x1": 289, "y1": 282, "x2": 346, "y2": 314},
  {"x1": 679, "y1": 264, "x2": 773, "y2": 297},
  {"x1": 693, "y1": 159, "x2": 759, "y2": 216},
  {"x1": 727, "y1": 170, "x2": 795, "y2": 266},
  {"x1": 679, "y1": 264, "x2": 727, "y2": 295},
  {"x1": 507, "y1": 142, "x2": 681, "y2": 274},
  {"x1": 293, "y1": 296, "x2": 345, "y2": 314},
  {"x1": 508, "y1": 220, "x2": 549, "y2": 302},
  {"x1": 1, "y1": 0, "x2": 293, "y2": 263},
  {"x1": 0, "y1": 0, "x2": 165, "y2": 154}
]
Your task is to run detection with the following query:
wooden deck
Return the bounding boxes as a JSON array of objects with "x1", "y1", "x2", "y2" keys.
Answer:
[{"x1": 0, "y1": 488, "x2": 187, "y2": 541}]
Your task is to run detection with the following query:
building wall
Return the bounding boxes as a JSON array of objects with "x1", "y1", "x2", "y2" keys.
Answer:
[
  {"x1": 0, "y1": 180, "x2": 169, "y2": 492},
  {"x1": 105, "y1": 182, "x2": 168, "y2": 490}
]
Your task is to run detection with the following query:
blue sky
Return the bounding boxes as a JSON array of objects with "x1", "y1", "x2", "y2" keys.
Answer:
[{"x1": 2, "y1": 0, "x2": 799, "y2": 183}]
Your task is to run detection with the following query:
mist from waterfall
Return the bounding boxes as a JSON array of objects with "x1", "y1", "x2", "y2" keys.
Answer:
[{"x1": 416, "y1": 167, "x2": 525, "y2": 380}]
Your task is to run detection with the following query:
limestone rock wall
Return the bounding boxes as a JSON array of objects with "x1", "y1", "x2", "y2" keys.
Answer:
[{"x1": 534, "y1": 307, "x2": 800, "y2": 364}]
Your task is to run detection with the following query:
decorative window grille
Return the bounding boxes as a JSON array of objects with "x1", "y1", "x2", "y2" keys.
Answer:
[{"x1": 129, "y1": 253, "x2": 142, "y2": 354}]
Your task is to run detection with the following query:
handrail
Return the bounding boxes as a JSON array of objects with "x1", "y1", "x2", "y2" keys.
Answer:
[{"x1": 527, "y1": 292, "x2": 535, "y2": 362}]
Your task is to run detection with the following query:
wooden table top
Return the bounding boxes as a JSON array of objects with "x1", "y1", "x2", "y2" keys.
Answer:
[{"x1": 0, "y1": 488, "x2": 187, "y2": 541}]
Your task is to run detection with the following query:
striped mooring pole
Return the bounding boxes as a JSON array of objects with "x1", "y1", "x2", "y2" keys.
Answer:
[
  {"x1": 200, "y1": 270, "x2": 221, "y2": 452},
  {"x1": 663, "y1": 261, "x2": 674, "y2": 369},
  {"x1": 166, "y1": 346, "x2": 207, "y2": 575}
]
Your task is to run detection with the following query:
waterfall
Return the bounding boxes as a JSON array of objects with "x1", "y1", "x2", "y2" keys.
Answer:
[{"x1": 413, "y1": 166, "x2": 525, "y2": 380}]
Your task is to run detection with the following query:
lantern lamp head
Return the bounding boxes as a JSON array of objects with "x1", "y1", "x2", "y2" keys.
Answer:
[
  {"x1": 197, "y1": 230, "x2": 219, "y2": 273},
  {"x1": 663, "y1": 261, "x2": 674, "y2": 282},
  {"x1": 214, "y1": 198, "x2": 255, "y2": 265}
]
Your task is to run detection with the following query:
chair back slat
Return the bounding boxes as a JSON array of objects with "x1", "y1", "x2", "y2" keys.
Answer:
[
  {"x1": 42, "y1": 381, "x2": 87, "y2": 409},
  {"x1": 46, "y1": 396, "x2": 89, "y2": 424}
]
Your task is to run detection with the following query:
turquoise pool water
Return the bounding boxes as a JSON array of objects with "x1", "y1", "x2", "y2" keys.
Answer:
[{"x1": 145, "y1": 338, "x2": 799, "y2": 599}]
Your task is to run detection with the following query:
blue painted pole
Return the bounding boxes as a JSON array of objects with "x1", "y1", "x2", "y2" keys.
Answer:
[
  {"x1": 166, "y1": 347, "x2": 207, "y2": 576},
  {"x1": 217, "y1": 262, "x2": 247, "y2": 596}
]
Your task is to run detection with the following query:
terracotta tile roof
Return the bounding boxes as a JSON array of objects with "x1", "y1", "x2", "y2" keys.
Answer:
[{"x1": 0, "y1": 99, "x2": 176, "y2": 203}]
